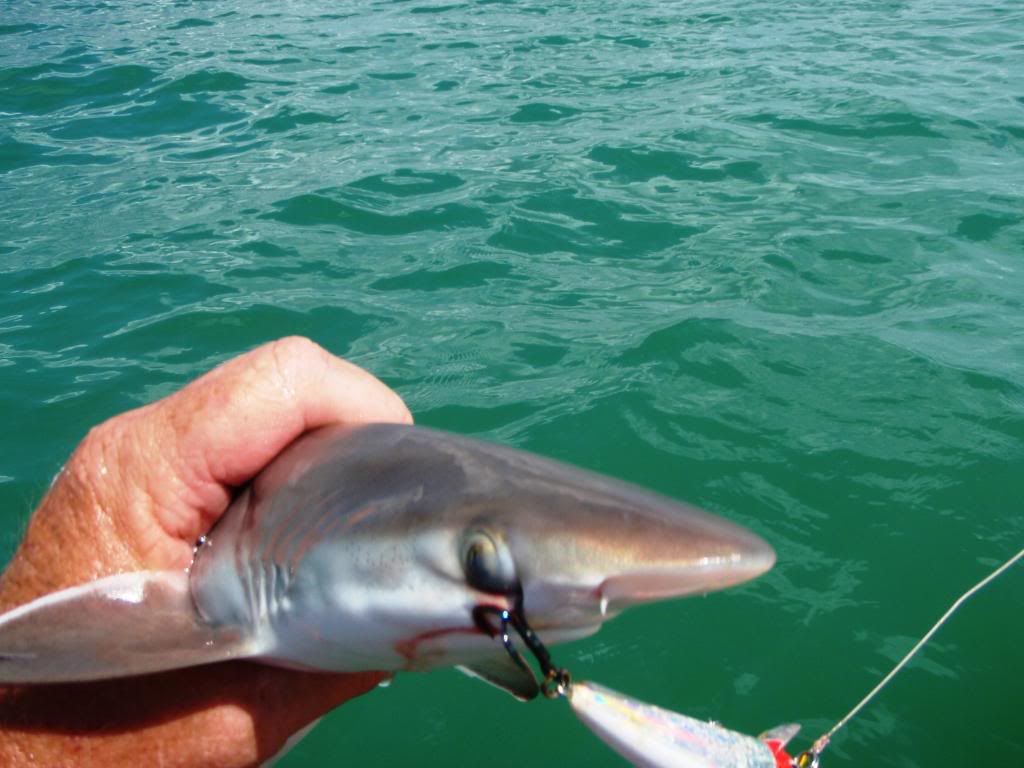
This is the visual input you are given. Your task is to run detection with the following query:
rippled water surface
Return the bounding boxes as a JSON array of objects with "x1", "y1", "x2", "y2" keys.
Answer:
[{"x1": 2, "y1": 1, "x2": 1022, "y2": 765}]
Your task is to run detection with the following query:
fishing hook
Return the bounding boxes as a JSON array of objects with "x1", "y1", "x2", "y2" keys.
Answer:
[{"x1": 472, "y1": 604, "x2": 572, "y2": 699}]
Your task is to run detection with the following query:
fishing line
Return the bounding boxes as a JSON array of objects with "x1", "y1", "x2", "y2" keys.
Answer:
[{"x1": 797, "y1": 546, "x2": 1024, "y2": 768}]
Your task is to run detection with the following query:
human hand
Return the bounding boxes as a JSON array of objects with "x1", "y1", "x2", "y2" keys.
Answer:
[{"x1": 0, "y1": 337, "x2": 412, "y2": 767}]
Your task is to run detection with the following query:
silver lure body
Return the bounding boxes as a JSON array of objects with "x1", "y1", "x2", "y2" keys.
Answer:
[
  {"x1": 568, "y1": 680, "x2": 797, "y2": 768},
  {"x1": 0, "y1": 424, "x2": 775, "y2": 692}
]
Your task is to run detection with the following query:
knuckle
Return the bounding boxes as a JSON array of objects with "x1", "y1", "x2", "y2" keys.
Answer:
[
  {"x1": 263, "y1": 336, "x2": 328, "y2": 394},
  {"x1": 270, "y1": 335, "x2": 323, "y2": 365}
]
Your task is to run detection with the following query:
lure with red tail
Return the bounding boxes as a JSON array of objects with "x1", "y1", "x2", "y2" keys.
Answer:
[{"x1": 568, "y1": 680, "x2": 798, "y2": 768}]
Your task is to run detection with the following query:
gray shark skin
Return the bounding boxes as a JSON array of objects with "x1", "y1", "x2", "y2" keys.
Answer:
[{"x1": 0, "y1": 424, "x2": 775, "y2": 698}]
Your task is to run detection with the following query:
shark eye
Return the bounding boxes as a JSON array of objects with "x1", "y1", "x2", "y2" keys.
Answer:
[{"x1": 462, "y1": 529, "x2": 518, "y2": 595}]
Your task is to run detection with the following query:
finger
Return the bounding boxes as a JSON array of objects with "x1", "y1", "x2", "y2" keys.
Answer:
[{"x1": 149, "y1": 336, "x2": 412, "y2": 539}]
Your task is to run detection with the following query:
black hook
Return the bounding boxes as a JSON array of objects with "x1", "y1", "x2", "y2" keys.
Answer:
[
  {"x1": 472, "y1": 603, "x2": 572, "y2": 699},
  {"x1": 472, "y1": 606, "x2": 533, "y2": 674}
]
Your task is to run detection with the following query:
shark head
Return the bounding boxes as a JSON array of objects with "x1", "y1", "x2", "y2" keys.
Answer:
[
  {"x1": 189, "y1": 423, "x2": 775, "y2": 698},
  {"x1": 424, "y1": 433, "x2": 774, "y2": 639}
]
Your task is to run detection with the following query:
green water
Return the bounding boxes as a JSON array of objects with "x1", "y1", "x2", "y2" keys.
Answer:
[{"x1": 1, "y1": 1, "x2": 1022, "y2": 765}]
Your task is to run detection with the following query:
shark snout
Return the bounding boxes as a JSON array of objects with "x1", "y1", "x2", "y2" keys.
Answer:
[
  {"x1": 594, "y1": 500, "x2": 776, "y2": 612},
  {"x1": 597, "y1": 536, "x2": 776, "y2": 610},
  {"x1": 513, "y1": 483, "x2": 776, "y2": 627}
]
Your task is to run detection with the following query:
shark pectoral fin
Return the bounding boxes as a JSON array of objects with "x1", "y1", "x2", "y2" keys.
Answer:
[
  {"x1": 457, "y1": 654, "x2": 540, "y2": 701},
  {"x1": 0, "y1": 570, "x2": 254, "y2": 683}
]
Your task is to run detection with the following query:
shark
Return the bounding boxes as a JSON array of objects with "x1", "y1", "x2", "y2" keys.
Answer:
[{"x1": 0, "y1": 423, "x2": 775, "y2": 700}]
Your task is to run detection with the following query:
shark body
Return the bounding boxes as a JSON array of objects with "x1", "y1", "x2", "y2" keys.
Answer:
[{"x1": 0, "y1": 424, "x2": 774, "y2": 699}]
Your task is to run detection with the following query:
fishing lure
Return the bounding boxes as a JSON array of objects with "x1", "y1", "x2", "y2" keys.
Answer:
[{"x1": 568, "y1": 681, "x2": 798, "y2": 768}]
